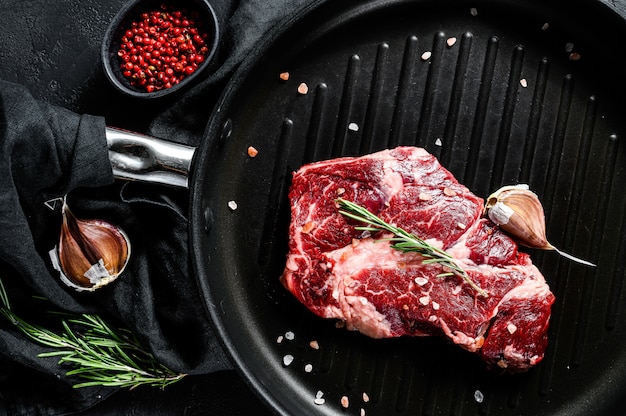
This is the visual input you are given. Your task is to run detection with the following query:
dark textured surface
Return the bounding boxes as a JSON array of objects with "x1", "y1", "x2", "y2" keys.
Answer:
[{"x1": 2, "y1": 0, "x2": 626, "y2": 415}]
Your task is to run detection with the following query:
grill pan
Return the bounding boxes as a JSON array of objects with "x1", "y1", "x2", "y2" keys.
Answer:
[{"x1": 187, "y1": 0, "x2": 626, "y2": 414}]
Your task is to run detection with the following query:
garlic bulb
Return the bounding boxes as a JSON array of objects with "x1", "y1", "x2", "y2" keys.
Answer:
[
  {"x1": 484, "y1": 185, "x2": 595, "y2": 267},
  {"x1": 49, "y1": 199, "x2": 131, "y2": 291}
]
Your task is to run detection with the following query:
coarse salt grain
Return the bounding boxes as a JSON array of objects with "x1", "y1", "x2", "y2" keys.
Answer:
[
  {"x1": 457, "y1": 222, "x2": 466, "y2": 229},
  {"x1": 470, "y1": 7, "x2": 478, "y2": 16},
  {"x1": 247, "y1": 146, "x2": 259, "y2": 157},
  {"x1": 443, "y1": 187, "x2": 456, "y2": 196},
  {"x1": 309, "y1": 340, "x2": 320, "y2": 350},
  {"x1": 414, "y1": 277, "x2": 428, "y2": 286},
  {"x1": 541, "y1": 22, "x2": 550, "y2": 30},
  {"x1": 432, "y1": 301, "x2": 440, "y2": 310},
  {"x1": 341, "y1": 396, "x2": 349, "y2": 408},
  {"x1": 569, "y1": 52, "x2": 581, "y2": 61},
  {"x1": 474, "y1": 389, "x2": 484, "y2": 403},
  {"x1": 305, "y1": 363, "x2": 313, "y2": 373},
  {"x1": 435, "y1": 138, "x2": 443, "y2": 147},
  {"x1": 361, "y1": 408, "x2": 366, "y2": 416},
  {"x1": 283, "y1": 354, "x2": 294, "y2": 366},
  {"x1": 348, "y1": 122, "x2": 359, "y2": 131},
  {"x1": 419, "y1": 192, "x2": 432, "y2": 201},
  {"x1": 314, "y1": 390, "x2": 325, "y2": 405},
  {"x1": 421, "y1": 51, "x2": 432, "y2": 60},
  {"x1": 446, "y1": 37, "x2": 457, "y2": 47},
  {"x1": 362, "y1": 392, "x2": 370, "y2": 402},
  {"x1": 297, "y1": 82, "x2": 309, "y2": 95},
  {"x1": 520, "y1": 78, "x2": 528, "y2": 88},
  {"x1": 565, "y1": 42, "x2": 574, "y2": 53},
  {"x1": 228, "y1": 200, "x2": 238, "y2": 211},
  {"x1": 419, "y1": 295, "x2": 430, "y2": 305},
  {"x1": 507, "y1": 323, "x2": 518, "y2": 334},
  {"x1": 276, "y1": 335, "x2": 284, "y2": 344},
  {"x1": 279, "y1": 71, "x2": 290, "y2": 81},
  {"x1": 285, "y1": 331, "x2": 295, "y2": 341},
  {"x1": 302, "y1": 221, "x2": 317, "y2": 234}
]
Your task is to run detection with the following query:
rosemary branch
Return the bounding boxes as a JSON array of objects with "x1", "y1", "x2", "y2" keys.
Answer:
[
  {"x1": 336, "y1": 198, "x2": 488, "y2": 297},
  {"x1": 0, "y1": 278, "x2": 186, "y2": 389}
]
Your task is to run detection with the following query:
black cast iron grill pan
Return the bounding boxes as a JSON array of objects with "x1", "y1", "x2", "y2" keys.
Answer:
[{"x1": 109, "y1": 0, "x2": 626, "y2": 414}]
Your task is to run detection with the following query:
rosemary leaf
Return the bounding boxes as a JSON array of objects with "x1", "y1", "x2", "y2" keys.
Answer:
[
  {"x1": 0, "y1": 277, "x2": 186, "y2": 389},
  {"x1": 336, "y1": 198, "x2": 488, "y2": 297}
]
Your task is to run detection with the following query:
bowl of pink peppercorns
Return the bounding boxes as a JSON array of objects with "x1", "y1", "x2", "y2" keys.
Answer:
[{"x1": 102, "y1": 0, "x2": 219, "y2": 98}]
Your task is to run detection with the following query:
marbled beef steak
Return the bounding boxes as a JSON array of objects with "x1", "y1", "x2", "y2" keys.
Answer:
[{"x1": 281, "y1": 147, "x2": 555, "y2": 373}]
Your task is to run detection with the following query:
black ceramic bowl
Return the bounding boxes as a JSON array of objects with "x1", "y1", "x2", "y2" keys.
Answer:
[{"x1": 102, "y1": 0, "x2": 219, "y2": 99}]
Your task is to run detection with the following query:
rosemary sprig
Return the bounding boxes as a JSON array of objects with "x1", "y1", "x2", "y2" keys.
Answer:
[
  {"x1": 0, "y1": 278, "x2": 186, "y2": 389},
  {"x1": 336, "y1": 198, "x2": 488, "y2": 297}
]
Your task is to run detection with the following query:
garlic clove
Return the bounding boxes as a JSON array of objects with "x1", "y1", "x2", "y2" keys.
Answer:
[
  {"x1": 51, "y1": 201, "x2": 131, "y2": 291},
  {"x1": 484, "y1": 185, "x2": 595, "y2": 267},
  {"x1": 484, "y1": 185, "x2": 551, "y2": 250}
]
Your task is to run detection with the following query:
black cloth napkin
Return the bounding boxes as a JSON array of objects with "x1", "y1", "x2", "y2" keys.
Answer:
[{"x1": 0, "y1": 0, "x2": 319, "y2": 414}]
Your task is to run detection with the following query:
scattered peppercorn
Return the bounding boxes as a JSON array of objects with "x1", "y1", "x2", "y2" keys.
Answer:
[{"x1": 116, "y1": 3, "x2": 211, "y2": 92}]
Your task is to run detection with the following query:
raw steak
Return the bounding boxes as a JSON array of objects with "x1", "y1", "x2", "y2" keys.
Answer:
[{"x1": 280, "y1": 146, "x2": 555, "y2": 373}]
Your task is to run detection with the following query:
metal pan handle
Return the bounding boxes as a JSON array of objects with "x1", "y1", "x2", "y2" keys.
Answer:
[{"x1": 105, "y1": 126, "x2": 196, "y2": 188}]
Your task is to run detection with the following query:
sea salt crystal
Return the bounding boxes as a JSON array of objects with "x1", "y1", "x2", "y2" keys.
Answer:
[
  {"x1": 285, "y1": 331, "x2": 295, "y2": 341},
  {"x1": 228, "y1": 200, "x2": 238, "y2": 211},
  {"x1": 419, "y1": 192, "x2": 432, "y2": 201},
  {"x1": 507, "y1": 323, "x2": 518, "y2": 334},
  {"x1": 314, "y1": 390, "x2": 326, "y2": 405},
  {"x1": 305, "y1": 363, "x2": 313, "y2": 373},
  {"x1": 419, "y1": 295, "x2": 430, "y2": 305},
  {"x1": 247, "y1": 146, "x2": 259, "y2": 157},
  {"x1": 421, "y1": 51, "x2": 432, "y2": 60},
  {"x1": 348, "y1": 122, "x2": 359, "y2": 131},
  {"x1": 283, "y1": 354, "x2": 294, "y2": 366},
  {"x1": 470, "y1": 7, "x2": 478, "y2": 16},
  {"x1": 298, "y1": 82, "x2": 309, "y2": 95},
  {"x1": 414, "y1": 277, "x2": 428, "y2": 286},
  {"x1": 435, "y1": 138, "x2": 443, "y2": 146},
  {"x1": 474, "y1": 389, "x2": 484, "y2": 403},
  {"x1": 341, "y1": 396, "x2": 349, "y2": 408},
  {"x1": 276, "y1": 335, "x2": 284, "y2": 344}
]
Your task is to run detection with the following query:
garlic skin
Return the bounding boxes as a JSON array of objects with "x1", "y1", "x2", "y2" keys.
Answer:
[
  {"x1": 484, "y1": 185, "x2": 595, "y2": 267},
  {"x1": 50, "y1": 202, "x2": 131, "y2": 291}
]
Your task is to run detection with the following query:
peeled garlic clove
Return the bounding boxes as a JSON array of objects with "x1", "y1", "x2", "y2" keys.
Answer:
[
  {"x1": 484, "y1": 185, "x2": 551, "y2": 250},
  {"x1": 50, "y1": 202, "x2": 131, "y2": 291},
  {"x1": 484, "y1": 185, "x2": 595, "y2": 267}
]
